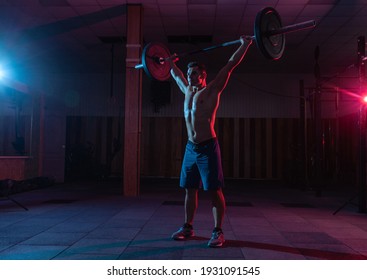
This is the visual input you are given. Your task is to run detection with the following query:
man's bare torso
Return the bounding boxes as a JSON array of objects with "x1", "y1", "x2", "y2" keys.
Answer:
[{"x1": 184, "y1": 86, "x2": 219, "y2": 144}]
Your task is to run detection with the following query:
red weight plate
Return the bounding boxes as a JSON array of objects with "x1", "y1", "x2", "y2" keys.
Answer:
[{"x1": 142, "y1": 42, "x2": 171, "y2": 81}]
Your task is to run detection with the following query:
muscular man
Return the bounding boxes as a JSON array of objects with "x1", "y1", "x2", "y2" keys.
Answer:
[{"x1": 169, "y1": 36, "x2": 253, "y2": 247}]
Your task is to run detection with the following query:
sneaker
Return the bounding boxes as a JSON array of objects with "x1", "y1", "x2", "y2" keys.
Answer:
[
  {"x1": 171, "y1": 223, "x2": 194, "y2": 240},
  {"x1": 208, "y1": 228, "x2": 225, "y2": 247}
]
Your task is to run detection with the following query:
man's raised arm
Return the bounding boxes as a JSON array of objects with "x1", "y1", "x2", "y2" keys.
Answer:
[
  {"x1": 210, "y1": 36, "x2": 253, "y2": 93},
  {"x1": 169, "y1": 55, "x2": 188, "y2": 94}
]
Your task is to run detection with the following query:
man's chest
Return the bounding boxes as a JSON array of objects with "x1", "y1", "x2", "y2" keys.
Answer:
[{"x1": 185, "y1": 90, "x2": 210, "y2": 110}]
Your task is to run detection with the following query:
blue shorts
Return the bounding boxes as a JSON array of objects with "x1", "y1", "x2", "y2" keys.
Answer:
[{"x1": 180, "y1": 138, "x2": 224, "y2": 191}]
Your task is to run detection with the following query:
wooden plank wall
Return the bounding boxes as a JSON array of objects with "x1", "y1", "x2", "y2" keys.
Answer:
[
  {"x1": 65, "y1": 116, "x2": 124, "y2": 180},
  {"x1": 63, "y1": 115, "x2": 358, "y2": 182},
  {"x1": 141, "y1": 117, "x2": 186, "y2": 178},
  {"x1": 140, "y1": 117, "x2": 300, "y2": 179},
  {"x1": 0, "y1": 116, "x2": 32, "y2": 156},
  {"x1": 0, "y1": 116, "x2": 15, "y2": 156}
]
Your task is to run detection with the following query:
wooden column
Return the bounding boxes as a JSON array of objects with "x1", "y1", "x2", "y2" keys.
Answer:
[
  {"x1": 299, "y1": 80, "x2": 307, "y2": 185},
  {"x1": 123, "y1": 4, "x2": 143, "y2": 196},
  {"x1": 38, "y1": 92, "x2": 45, "y2": 177},
  {"x1": 357, "y1": 36, "x2": 366, "y2": 213}
]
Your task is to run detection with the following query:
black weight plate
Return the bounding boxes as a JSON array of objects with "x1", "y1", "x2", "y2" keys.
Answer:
[{"x1": 254, "y1": 7, "x2": 285, "y2": 60}]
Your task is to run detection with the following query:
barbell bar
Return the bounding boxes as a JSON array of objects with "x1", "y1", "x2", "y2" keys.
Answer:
[{"x1": 134, "y1": 7, "x2": 316, "y2": 81}]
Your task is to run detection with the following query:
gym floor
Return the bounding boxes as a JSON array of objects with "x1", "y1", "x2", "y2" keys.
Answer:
[{"x1": 1, "y1": 178, "x2": 367, "y2": 260}]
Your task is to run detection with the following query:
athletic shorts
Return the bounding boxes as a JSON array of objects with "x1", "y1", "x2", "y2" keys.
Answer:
[{"x1": 179, "y1": 138, "x2": 224, "y2": 191}]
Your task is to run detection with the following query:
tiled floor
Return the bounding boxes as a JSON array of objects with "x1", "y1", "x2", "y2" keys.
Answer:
[{"x1": 1, "y1": 178, "x2": 367, "y2": 260}]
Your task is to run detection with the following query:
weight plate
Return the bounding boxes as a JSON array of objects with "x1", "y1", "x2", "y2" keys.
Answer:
[
  {"x1": 254, "y1": 7, "x2": 285, "y2": 60},
  {"x1": 142, "y1": 42, "x2": 171, "y2": 81}
]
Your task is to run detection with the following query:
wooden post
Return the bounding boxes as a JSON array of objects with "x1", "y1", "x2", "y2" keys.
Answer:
[
  {"x1": 123, "y1": 4, "x2": 143, "y2": 196},
  {"x1": 357, "y1": 36, "x2": 366, "y2": 213},
  {"x1": 314, "y1": 48, "x2": 323, "y2": 196},
  {"x1": 299, "y1": 80, "x2": 307, "y2": 185},
  {"x1": 38, "y1": 92, "x2": 45, "y2": 177}
]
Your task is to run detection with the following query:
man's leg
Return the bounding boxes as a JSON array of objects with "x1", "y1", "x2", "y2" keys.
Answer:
[
  {"x1": 210, "y1": 188, "x2": 226, "y2": 228},
  {"x1": 208, "y1": 188, "x2": 226, "y2": 247},
  {"x1": 185, "y1": 188, "x2": 198, "y2": 225},
  {"x1": 171, "y1": 188, "x2": 198, "y2": 240}
]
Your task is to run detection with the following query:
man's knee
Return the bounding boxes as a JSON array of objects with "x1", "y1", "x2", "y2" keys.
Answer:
[
  {"x1": 185, "y1": 188, "x2": 198, "y2": 198},
  {"x1": 210, "y1": 189, "x2": 225, "y2": 207}
]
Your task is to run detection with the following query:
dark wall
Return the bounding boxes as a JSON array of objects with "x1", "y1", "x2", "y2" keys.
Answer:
[{"x1": 64, "y1": 115, "x2": 358, "y2": 189}]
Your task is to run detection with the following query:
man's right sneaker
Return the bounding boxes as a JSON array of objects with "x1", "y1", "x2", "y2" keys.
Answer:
[
  {"x1": 207, "y1": 228, "x2": 225, "y2": 247},
  {"x1": 171, "y1": 223, "x2": 194, "y2": 240}
]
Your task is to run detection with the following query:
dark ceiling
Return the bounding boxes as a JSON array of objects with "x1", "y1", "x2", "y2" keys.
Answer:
[{"x1": 0, "y1": 0, "x2": 366, "y2": 82}]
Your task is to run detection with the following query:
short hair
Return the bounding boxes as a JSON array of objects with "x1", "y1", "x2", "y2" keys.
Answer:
[{"x1": 187, "y1": 61, "x2": 206, "y2": 74}]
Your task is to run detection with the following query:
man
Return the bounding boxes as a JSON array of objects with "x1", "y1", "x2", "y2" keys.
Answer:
[{"x1": 169, "y1": 36, "x2": 253, "y2": 247}]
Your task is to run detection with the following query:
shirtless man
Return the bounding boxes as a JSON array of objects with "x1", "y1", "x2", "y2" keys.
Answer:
[{"x1": 169, "y1": 36, "x2": 253, "y2": 247}]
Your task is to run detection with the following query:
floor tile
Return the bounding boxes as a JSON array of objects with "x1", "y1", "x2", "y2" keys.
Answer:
[
  {"x1": 1, "y1": 179, "x2": 367, "y2": 260},
  {"x1": 0, "y1": 245, "x2": 68, "y2": 260}
]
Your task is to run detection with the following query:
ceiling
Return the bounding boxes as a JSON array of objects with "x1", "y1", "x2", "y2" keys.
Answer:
[{"x1": 0, "y1": 0, "x2": 367, "y2": 82}]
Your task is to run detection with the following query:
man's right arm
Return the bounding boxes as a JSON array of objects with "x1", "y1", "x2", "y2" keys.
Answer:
[{"x1": 169, "y1": 56, "x2": 188, "y2": 94}]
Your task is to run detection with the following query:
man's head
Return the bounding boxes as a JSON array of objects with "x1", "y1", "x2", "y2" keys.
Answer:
[{"x1": 187, "y1": 61, "x2": 207, "y2": 87}]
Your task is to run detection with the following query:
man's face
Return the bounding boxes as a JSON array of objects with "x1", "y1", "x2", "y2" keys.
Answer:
[{"x1": 187, "y1": 66, "x2": 205, "y2": 87}]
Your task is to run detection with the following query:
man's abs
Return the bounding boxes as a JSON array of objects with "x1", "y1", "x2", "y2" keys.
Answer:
[{"x1": 185, "y1": 117, "x2": 216, "y2": 144}]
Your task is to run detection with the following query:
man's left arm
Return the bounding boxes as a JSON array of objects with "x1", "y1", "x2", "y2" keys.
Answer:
[{"x1": 210, "y1": 36, "x2": 253, "y2": 93}]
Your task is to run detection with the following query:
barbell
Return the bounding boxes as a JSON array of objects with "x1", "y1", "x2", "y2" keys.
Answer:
[{"x1": 135, "y1": 7, "x2": 316, "y2": 81}]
